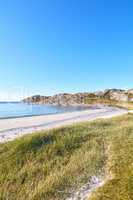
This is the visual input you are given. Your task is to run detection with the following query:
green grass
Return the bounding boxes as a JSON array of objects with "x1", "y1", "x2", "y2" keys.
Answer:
[
  {"x1": 89, "y1": 114, "x2": 133, "y2": 200},
  {"x1": 0, "y1": 114, "x2": 133, "y2": 200},
  {"x1": 84, "y1": 97, "x2": 133, "y2": 110}
]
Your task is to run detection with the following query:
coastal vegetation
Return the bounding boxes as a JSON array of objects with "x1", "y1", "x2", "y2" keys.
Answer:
[
  {"x1": 0, "y1": 113, "x2": 133, "y2": 200},
  {"x1": 84, "y1": 98, "x2": 133, "y2": 110}
]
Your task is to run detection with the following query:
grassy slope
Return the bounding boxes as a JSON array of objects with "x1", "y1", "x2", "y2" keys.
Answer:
[
  {"x1": 84, "y1": 98, "x2": 133, "y2": 110},
  {"x1": 0, "y1": 114, "x2": 133, "y2": 200},
  {"x1": 89, "y1": 114, "x2": 133, "y2": 200}
]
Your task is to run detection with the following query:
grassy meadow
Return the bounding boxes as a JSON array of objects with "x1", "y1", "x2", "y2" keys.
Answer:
[
  {"x1": 84, "y1": 97, "x2": 133, "y2": 110},
  {"x1": 0, "y1": 114, "x2": 133, "y2": 200}
]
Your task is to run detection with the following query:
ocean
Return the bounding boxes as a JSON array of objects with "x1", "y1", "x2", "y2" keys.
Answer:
[{"x1": 0, "y1": 102, "x2": 89, "y2": 119}]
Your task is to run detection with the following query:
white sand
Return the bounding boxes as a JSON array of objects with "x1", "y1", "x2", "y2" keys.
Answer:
[
  {"x1": 66, "y1": 176, "x2": 104, "y2": 200},
  {"x1": 0, "y1": 106, "x2": 128, "y2": 143}
]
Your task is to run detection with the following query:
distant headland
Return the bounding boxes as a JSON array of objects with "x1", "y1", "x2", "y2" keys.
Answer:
[{"x1": 23, "y1": 88, "x2": 133, "y2": 106}]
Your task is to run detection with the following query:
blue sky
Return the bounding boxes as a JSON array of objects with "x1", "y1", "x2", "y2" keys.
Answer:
[{"x1": 0, "y1": 0, "x2": 133, "y2": 100}]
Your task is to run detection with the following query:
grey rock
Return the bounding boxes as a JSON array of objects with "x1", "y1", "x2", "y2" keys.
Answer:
[{"x1": 23, "y1": 88, "x2": 133, "y2": 105}]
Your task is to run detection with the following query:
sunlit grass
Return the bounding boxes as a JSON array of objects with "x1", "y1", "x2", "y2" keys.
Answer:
[
  {"x1": 84, "y1": 97, "x2": 133, "y2": 110},
  {"x1": 89, "y1": 114, "x2": 133, "y2": 200},
  {"x1": 0, "y1": 114, "x2": 133, "y2": 200}
]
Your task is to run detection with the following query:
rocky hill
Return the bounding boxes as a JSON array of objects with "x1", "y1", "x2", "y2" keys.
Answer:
[
  {"x1": 23, "y1": 93, "x2": 96, "y2": 106},
  {"x1": 23, "y1": 89, "x2": 133, "y2": 105}
]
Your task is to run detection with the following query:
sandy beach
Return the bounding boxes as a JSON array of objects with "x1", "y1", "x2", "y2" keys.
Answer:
[{"x1": 0, "y1": 106, "x2": 128, "y2": 143}]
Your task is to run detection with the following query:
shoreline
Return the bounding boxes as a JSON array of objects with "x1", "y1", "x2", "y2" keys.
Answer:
[
  {"x1": 0, "y1": 103, "x2": 92, "y2": 120},
  {"x1": 0, "y1": 106, "x2": 128, "y2": 143}
]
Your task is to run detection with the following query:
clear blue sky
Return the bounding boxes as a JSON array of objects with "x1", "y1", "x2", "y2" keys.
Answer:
[{"x1": 0, "y1": 0, "x2": 133, "y2": 100}]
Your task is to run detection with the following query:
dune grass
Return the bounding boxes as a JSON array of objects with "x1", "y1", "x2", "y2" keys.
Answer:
[
  {"x1": 89, "y1": 114, "x2": 133, "y2": 200},
  {"x1": 0, "y1": 114, "x2": 133, "y2": 200},
  {"x1": 84, "y1": 97, "x2": 133, "y2": 110}
]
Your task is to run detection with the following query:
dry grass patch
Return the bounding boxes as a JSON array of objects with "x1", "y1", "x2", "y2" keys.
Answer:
[{"x1": 84, "y1": 98, "x2": 133, "y2": 110}]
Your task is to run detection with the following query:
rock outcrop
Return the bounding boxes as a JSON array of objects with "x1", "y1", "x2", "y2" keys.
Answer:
[
  {"x1": 103, "y1": 89, "x2": 133, "y2": 102},
  {"x1": 23, "y1": 93, "x2": 97, "y2": 106},
  {"x1": 23, "y1": 89, "x2": 133, "y2": 105},
  {"x1": 103, "y1": 89, "x2": 128, "y2": 102}
]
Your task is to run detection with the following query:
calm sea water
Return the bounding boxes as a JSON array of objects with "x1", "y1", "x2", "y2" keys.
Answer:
[{"x1": 0, "y1": 102, "x2": 90, "y2": 119}]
